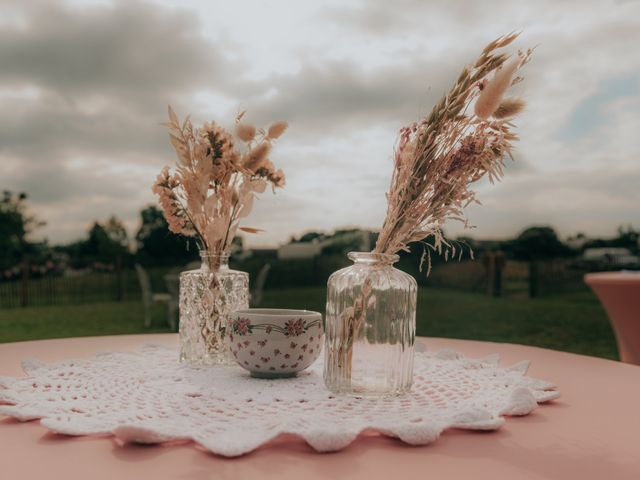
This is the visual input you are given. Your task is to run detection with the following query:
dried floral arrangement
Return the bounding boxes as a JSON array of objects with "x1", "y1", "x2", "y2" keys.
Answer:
[
  {"x1": 339, "y1": 33, "x2": 533, "y2": 377},
  {"x1": 374, "y1": 32, "x2": 532, "y2": 269},
  {"x1": 152, "y1": 107, "x2": 287, "y2": 271}
]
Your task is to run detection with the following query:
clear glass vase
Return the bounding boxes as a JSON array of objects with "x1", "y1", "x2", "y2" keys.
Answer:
[
  {"x1": 179, "y1": 251, "x2": 249, "y2": 366},
  {"x1": 324, "y1": 251, "x2": 417, "y2": 396}
]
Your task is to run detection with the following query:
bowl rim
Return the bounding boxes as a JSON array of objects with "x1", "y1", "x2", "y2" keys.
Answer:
[{"x1": 233, "y1": 308, "x2": 321, "y2": 317}]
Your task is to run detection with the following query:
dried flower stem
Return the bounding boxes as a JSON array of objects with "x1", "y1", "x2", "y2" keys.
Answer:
[{"x1": 374, "y1": 32, "x2": 531, "y2": 264}]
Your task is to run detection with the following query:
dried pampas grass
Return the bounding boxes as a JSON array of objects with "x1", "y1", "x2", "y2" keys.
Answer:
[
  {"x1": 374, "y1": 33, "x2": 533, "y2": 271},
  {"x1": 152, "y1": 107, "x2": 288, "y2": 265}
]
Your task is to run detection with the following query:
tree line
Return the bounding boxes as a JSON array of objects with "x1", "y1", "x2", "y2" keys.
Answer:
[
  {"x1": 1, "y1": 190, "x2": 638, "y2": 280},
  {"x1": 0, "y1": 192, "x2": 198, "y2": 279}
]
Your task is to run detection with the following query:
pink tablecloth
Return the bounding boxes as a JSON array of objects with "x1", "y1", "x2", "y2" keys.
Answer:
[{"x1": 1, "y1": 334, "x2": 640, "y2": 480}]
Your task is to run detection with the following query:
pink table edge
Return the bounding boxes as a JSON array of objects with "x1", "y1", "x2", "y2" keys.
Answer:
[
  {"x1": 585, "y1": 271, "x2": 640, "y2": 285},
  {"x1": 1, "y1": 334, "x2": 640, "y2": 480},
  {"x1": 584, "y1": 271, "x2": 640, "y2": 364}
]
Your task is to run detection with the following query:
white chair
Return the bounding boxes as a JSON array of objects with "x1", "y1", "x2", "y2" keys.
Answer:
[
  {"x1": 250, "y1": 264, "x2": 271, "y2": 307},
  {"x1": 135, "y1": 264, "x2": 176, "y2": 330},
  {"x1": 163, "y1": 273, "x2": 180, "y2": 331}
]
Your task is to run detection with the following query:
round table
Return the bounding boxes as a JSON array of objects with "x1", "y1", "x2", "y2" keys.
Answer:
[
  {"x1": 585, "y1": 271, "x2": 640, "y2": 364},
  {"x1": 1, "y1": 334, "x2": 639, "y2": 480}
]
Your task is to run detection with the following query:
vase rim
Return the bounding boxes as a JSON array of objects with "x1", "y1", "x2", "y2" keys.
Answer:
[
  {"x1": 234, "y1": 308, "x2": 321, "y2": 317},
  {"x1": 347, "y1": 251, "x2": 399, "y2": 264},
  {"x1": 199, "y1": 250, "x2": 230, "y2": 260}
]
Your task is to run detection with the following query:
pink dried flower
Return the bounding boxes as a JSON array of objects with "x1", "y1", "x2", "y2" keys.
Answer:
[{"x1": 242, "y1": 142, "x2": 271, "y2": 173}]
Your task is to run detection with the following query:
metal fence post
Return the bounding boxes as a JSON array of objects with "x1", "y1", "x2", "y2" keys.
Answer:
[
  {"x1": 529, "y1": 261, "x2": 539, "y2": 298},
  {"x1": 20, "y1": 258, "x2": 29, "y2": 307}
]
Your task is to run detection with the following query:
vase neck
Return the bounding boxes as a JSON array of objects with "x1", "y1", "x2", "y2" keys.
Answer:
[
  {"x1": 200, "y1": 251, "x2": 230, "y2": 272},
  {"x1": 348, "y1": 251, "x2": 399, "y2": 266}
]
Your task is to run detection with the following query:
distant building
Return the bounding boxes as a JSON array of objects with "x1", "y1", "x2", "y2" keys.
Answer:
[
  {"x1": 277, "y1": 229, "x2": 376, "y2": 260},
  {"x1": 277, "y1": 241, "x2": 323, "y2": 260},
  {"x1": 246, "y1": 248, "x2": 278, "y2": 259},
  {"x1": 582, "y1": 248, "x2": 639, "y2": 266}
]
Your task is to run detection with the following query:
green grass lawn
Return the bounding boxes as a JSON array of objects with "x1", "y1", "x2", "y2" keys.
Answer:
[{"x1": 0, "y1": 287, "x2": 618, "y2": 360}]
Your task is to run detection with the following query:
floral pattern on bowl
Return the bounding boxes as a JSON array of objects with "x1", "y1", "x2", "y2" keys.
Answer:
[{"x1": 229, "y1": 309, "x2": 323, "y2": 378}]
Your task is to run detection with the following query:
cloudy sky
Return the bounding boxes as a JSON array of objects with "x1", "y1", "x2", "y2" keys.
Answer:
[{"x1": 1, "y1": 0, "x2": 639, "y2": 247}]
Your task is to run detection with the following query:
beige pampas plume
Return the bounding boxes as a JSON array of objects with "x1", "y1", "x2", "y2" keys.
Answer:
[
  {"x1": 493, "y1": 97, "x2": 526, "y2": 119},
  {"x1": 235, "y1": 123, "x2": 257, "y2": 142},
  {"x1": 474, "y1": 56, "x2": 520, "y2": 120},
  {"x1": 266, "y1": 121, "x2": 288, "y2": 139}
]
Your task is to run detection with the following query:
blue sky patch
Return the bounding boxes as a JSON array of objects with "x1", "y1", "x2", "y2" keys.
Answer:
[{"x1": 560, "y1": 70, "x2": 640, "y2": 142}]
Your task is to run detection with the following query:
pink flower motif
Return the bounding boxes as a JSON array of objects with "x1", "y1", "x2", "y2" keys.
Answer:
[
  {"x1": 284, "y1": 353, "x2": 290, "y2": 359},
  {"x1": 285, "y1": 318, "x2": 305, "y2": 337},
  {"x1": 232, "y1": 318, "x2": 252, "y2": 336},
  {"x1": 258, "y1": 340, "x2": 267, "y2": 347},
  {"x1": 274, "y1": 349, "x2": 281, "y2": 356}
]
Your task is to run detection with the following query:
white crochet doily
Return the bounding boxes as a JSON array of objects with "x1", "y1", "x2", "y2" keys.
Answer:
[{"x1": 0, "y1": 344, "x2": 559, "y2": 457}]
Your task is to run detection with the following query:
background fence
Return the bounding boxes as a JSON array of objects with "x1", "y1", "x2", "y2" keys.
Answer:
[
  {"x1": 0, "y1": 255, "x2": 602, "y2": 309},
  {"x1": 0, "y1": 267, "x2": 173, "y2": 308}
]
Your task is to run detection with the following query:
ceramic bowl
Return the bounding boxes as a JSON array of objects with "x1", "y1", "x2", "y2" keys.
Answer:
[{"x1": 228, "y1": 308, "x2": 323, "y2": 378}]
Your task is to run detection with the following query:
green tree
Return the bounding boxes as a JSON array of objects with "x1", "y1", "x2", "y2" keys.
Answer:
[
  {"x1": 87, "y1": 218, "x2": 128, "y2": 260},
  {"x1": 612, "y1": 225, "x2": 639, "y2": 252},
  {"x1": 583, "y1": 225, "x2": 639, "y2": 254},
  {"x1": 56, "y1": 216, "x2": 131, "y2": 268},
  {"x1": 135, "y1": 206, "x2": 197, "y2": 266},
  {"x1": 506, "y1": 226, "x2": 574, "y2": 260},
  {"x1": 0, "y1": 191, "x2": 44, "y2": 269},
  {"x1": 298, "y1": 231, "x2": 327, "y2": 243}
]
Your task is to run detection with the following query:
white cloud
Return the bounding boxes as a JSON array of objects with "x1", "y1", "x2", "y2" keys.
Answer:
[{"x1": 1, "y1": 0, "x2": 639, "y2": 246}]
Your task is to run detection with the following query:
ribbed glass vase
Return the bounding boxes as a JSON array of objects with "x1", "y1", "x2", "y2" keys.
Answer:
[
  {"x1": 179, "y1": 251, "x2": 249, "y2": 366},
  {"x1": 324, "y1": 251, "x2": 416, "y2": 397}
]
